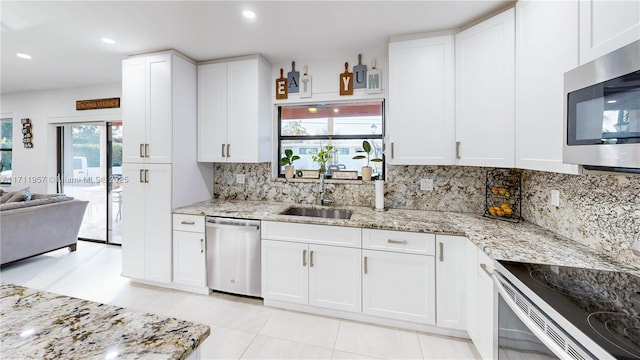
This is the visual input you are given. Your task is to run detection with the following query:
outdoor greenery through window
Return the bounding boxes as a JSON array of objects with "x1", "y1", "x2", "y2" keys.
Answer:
[
  {"x1": 0, "y1": 118, "x2": 12, "y2": 185},
  {"x1": 278, "y1": 101, "x2": 384, "y2": 179}
]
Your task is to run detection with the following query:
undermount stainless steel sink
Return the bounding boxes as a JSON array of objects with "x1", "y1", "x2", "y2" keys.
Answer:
[{"x1": 279, "y1": 206, "x2": 353, "y2": 220}]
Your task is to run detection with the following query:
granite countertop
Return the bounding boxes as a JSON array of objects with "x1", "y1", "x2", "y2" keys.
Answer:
[
  {"x1": 175, "y1": 199, "x2": 640, "y2": 275},
  {"x1": 0, "y1": 283, "x2": 210, "y2": 360}
]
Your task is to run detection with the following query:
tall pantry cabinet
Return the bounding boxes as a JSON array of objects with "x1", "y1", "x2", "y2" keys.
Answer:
[{"x1": 121, "y1": 51, "x2": 212, "y2": 284}]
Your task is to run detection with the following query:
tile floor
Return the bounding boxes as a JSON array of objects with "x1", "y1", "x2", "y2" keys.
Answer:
[{"x1": 0, "y1": 241, "x2": 481, "y2": 360}]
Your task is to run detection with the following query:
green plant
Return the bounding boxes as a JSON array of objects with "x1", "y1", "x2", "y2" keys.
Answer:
[
  {"x1": 352, "y1": 140, "x2": 382, "y2": 167},
  {"x1": 279, "y1": 149, "x2": 300, "y2": 166},
  {"x1": 311, "y1": 142, "x2": 335, "y2": 172}
]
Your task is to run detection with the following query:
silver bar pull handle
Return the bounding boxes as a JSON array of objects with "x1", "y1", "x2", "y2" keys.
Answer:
[
  {"x1": 310, "y1": 250, "x2": 314, "y2": 267},
  {"x1": 456, "y1": 141, "x2": 461, "y2": 159},
  {"x1": 145, "y1": 144, "x2": 150, "y2": 158},
  {"x1": 302, "y1": 249, "x2": 307, "y2": 267},
  {"x1": 439, "y1": 242, "x2": 444, "y2": 262},
  {"x1": 181, "y1": 221, "x2": 195, "y2": 225},
  {"x1": 364, "y1": 256, "x2": 368, "y2": 274},
  {"x1": 140, "y1": 144, "x2": 145, "y2": 158},
  {"x1": 391, "y1": 142, "x2": 395, "y2": 159},
  {"x1": 387, "y1": 239, "x2": 407, "y2": 245},
  {"x1": 139, "y1": 169, "x2": 144, "y2": 183},
  {"x1": 221, "y1": 144, "x2": 225, "y2": 157},
  {"x1": 145, "y1": 169, "x2": 149, "y2": 183},
  {"x1": 227, "y1": 144, "x2": 230, "y2": 158},
  {"x1": 480, "y1": 263, "x2": 493, "y2": 277},
  {"x1": 200, "y1": 239, "x2": 204, "y2": 253}
]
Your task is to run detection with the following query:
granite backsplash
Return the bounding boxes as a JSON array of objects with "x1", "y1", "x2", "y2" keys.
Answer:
[{"x1": 213, "y1": 162, "x2": 639, "y2": 266}]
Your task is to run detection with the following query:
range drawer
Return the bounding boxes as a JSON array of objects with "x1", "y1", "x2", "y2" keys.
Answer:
[
  {"x1": 363, "y1": 229, "x2": 435, "y2": 255},
  {"x1": 262, "y1": 221, "x2": 361, "y2": 248},
  {"x1": 173, "y1": 214, "x2": 205, "y2": 233}
]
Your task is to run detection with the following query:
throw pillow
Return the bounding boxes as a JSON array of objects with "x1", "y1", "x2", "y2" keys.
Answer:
[
  {"x1": 6, "y1": 187, "x2": 31, "y2": 203},
  {"x1": 1, "y1": 190, "x2": 15, "y2": 203}
]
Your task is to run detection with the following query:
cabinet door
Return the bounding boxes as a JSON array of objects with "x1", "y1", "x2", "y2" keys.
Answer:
[
  {"x1": 388, "y1": 35, "x2": 455, "y2": 165},
  {"x1": 308, "y1": 244, "x2": 362, "y2": 313},
  {"x1": 122, "y1": 57, "x2": 147, "y2": 164},
  {"x1": 477, "y1": 250, "x2": 497, "y2": 360},
  {"x1": 362, "y1": 250, "x2": 435, "y2": 325},
  {"x1": 579, "y1": 0, "x2": 640, "y2": 64},
  {"x1": 173, "y1": 231, "x2": 206, "y2": 288},
  {"x1": 121, "y1": 164, "x2": 147, "y2": 279},
  {"x1": 144, "y1": 163, "x2": 173, "y2": 283},
  {"x1": 455, "y1": 8, "x2": 515, "y2": 168},
  {"x1": 198, "y1": 62, "x2": 228, "y2": 162},
  {"x1": 146, "y1": 54, "x2": 173, "y2": 163},
  {"x1": 226, "y1": 59, "x2": 260, "y2": 162},
  {"x1": 261, "y1": 240, "x2": 309, "y2": 305},
  {"x1": 515, "y1": 0, "x2": 580, "y2": 175},
  {"x1": 465, "y1": 239, "x2": 479, "y2": 345},
  {"x1": 435, "y1": 235, "x2": 466, "y2": 331}
]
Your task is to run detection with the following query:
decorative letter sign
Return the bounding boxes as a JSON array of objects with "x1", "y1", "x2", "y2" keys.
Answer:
[
  {"x1": 300, "y1": 65, "x2": 312, "y2": 98},
  {"x1": 353, "y1": 54, "x2": 367, "y2": 89},
  {"x1": 276, "y1": 68, "x2": 288, "y2": 100},
  {"x1": 340, "y1": 62, "x2": 353, "y2": 96},
  {"x1": 287, "y1": 61, "x2": 299, "y2": 93},
  {"x1": 367, "y1": 60, "x2": 381, "y2": 94}
]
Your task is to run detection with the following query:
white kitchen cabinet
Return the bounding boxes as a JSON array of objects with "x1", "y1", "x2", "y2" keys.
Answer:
[
  {"x1": 455, "y1": 8, "x2": 515, "y2": 168},
  {"x1": 122, "y1": 54, "x2": 172, "y2": 164},
  {"x1": 261, "y1": 239, "x2": 310, "y2": 305},
  {"x1": 197, "y1": 55, "x2": 271, "y2": 163},
  {"x1": 388, "y1": 35, "x2": 455, "y2": 165},
  {"x1": 579, "y1": 0, "x2": 640, "y2": 64},
  {"x1": 172, "y1": 214, "x2": 206, "y2": 289},
  {"x1": 308, "y1": 244, "x2": 362, "y2": 313},
  {"x1": 121, "y1": 163, "x2": 172, "y2": 283},
  {"x1": 515, "y1": 0, "x2": 580, "y2": 175},
  {"x1": 435, "y1": 235, "x2": 466, "y2": 331},
  {"x1": 362, "y1": 249, "x2": 436, "y2": 325},
  {"x1": 466, "y1": 239, "x2": 497, "y2": 360}
]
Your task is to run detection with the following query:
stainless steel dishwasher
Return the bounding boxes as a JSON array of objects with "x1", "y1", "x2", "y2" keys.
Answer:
[{"x1": 205, "y1": 217, "x2": 261, "y2": 297}]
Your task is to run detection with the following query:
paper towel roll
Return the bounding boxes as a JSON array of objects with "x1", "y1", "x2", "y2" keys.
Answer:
[{"x1": 375, "y1": 180, "x2": 384, "y2": 210}]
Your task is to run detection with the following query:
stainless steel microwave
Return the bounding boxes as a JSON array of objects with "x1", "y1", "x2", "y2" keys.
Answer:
[{"x1": 563, "y1": 40, "x2": 640, "y2": 174}]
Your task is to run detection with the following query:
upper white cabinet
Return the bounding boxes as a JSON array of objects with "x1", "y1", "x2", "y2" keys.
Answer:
[
  {"x1": 122, "y1": 54, "x2": 173, "y2": 164},
  {"x1": 579, "y1": 0, "x2": 640, "y2": 64},
  {"x1": 455, "y1": 8, "x2": 515, "y2": 168},
  {"x1": 515, "y1": 0, "x2": 580, "y2": 174},
  {"x1": 388, "y1": 35, "x2": 455, "y2": 165},
  {"x1": 435, "y1": 235, "x2": 466, "y2": 331},
  {"x1": 197, "y1": 55, "x2": 272, "y2": 163}
]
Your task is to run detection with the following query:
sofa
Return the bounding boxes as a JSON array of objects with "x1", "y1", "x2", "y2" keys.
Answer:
[{"x1": 1, "y1": 188, "x2": 89, "y2": 266}]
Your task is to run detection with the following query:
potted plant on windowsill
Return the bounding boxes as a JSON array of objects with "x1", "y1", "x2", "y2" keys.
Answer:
[
  {"x1": 312, "y1": 142, "x2": 335, "y2": 177},
  {"x1": 280, "y1": 149, "x2": 300, "y2": 180},
  {"x1": 352, "y1": 140, "x2": 382, "y2": 181}
]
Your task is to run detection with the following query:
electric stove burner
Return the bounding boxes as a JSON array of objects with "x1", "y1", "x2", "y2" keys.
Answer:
[
  {"x1": 530, "y1": 269, "x2": 618, "y2": 303},
  {"x1": 587, "y1": 311, "x2": 640, "y2": 359}
]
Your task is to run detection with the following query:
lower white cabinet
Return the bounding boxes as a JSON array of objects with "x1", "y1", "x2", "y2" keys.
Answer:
[
  {"x1": 435, "y1": 235, "x2": 467, "y2": 331},
  {"x1": 466, "y1": 239, "x2": 497, "y2": 360},
  {"x1": 308, "y1": 244, "x2": 362, "y2": 312},
  {"x1": 173, "y1": 231, "x2": 206, "y2": 288},
  {"x1": 362, "y1": 249, "x2": 435, "y2": 325},
  {"x1": 261, "y1": 239, "x2": 309, "y2": 304}
]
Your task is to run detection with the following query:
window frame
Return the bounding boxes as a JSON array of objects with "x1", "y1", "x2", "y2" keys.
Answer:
[
  {"x1": 0, "y1": 118, "x2": 12, "y2": 185},
  {"x1": 277, "y1": 100, "x2": 385, "y2": 180}
]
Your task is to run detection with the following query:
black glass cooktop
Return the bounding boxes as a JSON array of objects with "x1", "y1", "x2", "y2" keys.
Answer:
[{"x1": 498, "y1": 260, "x2": 640, "y2": 360}]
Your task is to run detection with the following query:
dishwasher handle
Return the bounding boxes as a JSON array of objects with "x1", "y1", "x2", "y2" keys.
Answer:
[
  {"x1": 205, "y1": 217, "x2": 260, "y2": 231},
  {"x1": 206, "y1": 222, "x2": 260, "y2": 231}
]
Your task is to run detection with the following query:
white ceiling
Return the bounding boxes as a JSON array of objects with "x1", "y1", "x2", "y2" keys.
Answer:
[{"x1": 1, "y1": 1, "x2": 513, "y2": 95}]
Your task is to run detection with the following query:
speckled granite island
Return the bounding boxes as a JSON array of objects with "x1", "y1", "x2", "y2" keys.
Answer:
[
  {"x1": 174, "y1": 199, "x2": 640, "y2": 275},
  {"x1": 0, "y1": 283, "x2": 210, "y2": 360}
]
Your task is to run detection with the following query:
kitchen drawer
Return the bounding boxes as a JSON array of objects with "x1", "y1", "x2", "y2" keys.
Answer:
[
  {"x1": 262, "y1": 221, "x2": 361, "y2": 248},
  {"x1": 363, "y1": 229, "x2": 435, "y2": 255},
  {"x1": 173, "y1": 214, "x2": 205, "y2": 233}
]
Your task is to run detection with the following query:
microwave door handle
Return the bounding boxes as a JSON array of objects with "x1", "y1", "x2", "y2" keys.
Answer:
[{"x1": 493, "y1": 274, "x2": 571, "y2": 360}]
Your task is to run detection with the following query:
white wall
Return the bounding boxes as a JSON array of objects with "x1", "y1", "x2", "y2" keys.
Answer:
[{"x1": 0, "y1": 83, "x2": 121, "y2": 193}]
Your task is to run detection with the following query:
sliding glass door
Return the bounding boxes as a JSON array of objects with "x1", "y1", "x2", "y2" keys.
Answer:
[{"x1": 58, "y1": 122, "x2": 122, "y2": 244}]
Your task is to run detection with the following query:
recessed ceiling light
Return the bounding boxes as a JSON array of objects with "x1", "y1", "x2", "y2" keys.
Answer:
[
  {"x1": 308, "y1": 107, "x2": 317, "y2": 113},
  {"x1": 607, "y1": 100, "x2": 617, "y2": 104},
  {"x1": 333, "y1": 108, "x2": 339, "y2": 113},
  {"x1": 242, "y1": 10, "x2": 256, "y2": 19},
  {"x1": 101, "y1": 37, "x2": 116, "y2": 45},
  {"x1": 16, "y1": 53, "x2": 32, "y2": 60}
]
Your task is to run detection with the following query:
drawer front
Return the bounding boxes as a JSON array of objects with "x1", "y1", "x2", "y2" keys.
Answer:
[
  {"x1": 173, "y1": 214, "x2": 205, "y2": 233},
  {"x1": 262, "y1": 221, "x2": 361, "y2": 248},
  {"x1": 363, "y1": 229, "x2": 435, "y2": 255}
]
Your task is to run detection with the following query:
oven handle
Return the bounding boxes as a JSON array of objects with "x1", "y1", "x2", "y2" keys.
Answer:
[{"x1": 492, "y1": 272, "x2": 574, "y2": 360}]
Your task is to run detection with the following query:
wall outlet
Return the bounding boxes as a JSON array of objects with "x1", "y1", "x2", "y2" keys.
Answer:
[
  {"x1": 420, "y1": 178, "x2": 434, "y2": 191},
  {"x1": 550, "y1": 189, "x2": 560, "y2": 207},
  {"x1": 235, "y1": 174, "x2": 245, "y2": 184}
]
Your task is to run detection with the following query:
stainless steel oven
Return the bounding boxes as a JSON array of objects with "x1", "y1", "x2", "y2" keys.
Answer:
[
  {"x1": 494, "y1": 261, "x2": 640, "y2": 360},
  {"x1": 563, "y1": 39, "x2": 640, "y2": 174}
]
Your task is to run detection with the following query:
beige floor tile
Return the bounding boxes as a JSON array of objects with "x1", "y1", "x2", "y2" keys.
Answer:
[
  {"x1": 418, "y1": 333, "x2": 480, "y2": 359},
  {"x1": 241, "y1": 335, "x2": 333, "y2": 359},
  {"x1": 332, "y1": 350, "x2": 381, "y2": 359},
  {"x1": 199, "y1": 326, "x2": 257, "y2": 359},
  {"x1": 259, "y1": 310, "x2": 341, "y2": 348},
  {"x1": 333, "y1": 321, "x2": 423, "y2": 359}
]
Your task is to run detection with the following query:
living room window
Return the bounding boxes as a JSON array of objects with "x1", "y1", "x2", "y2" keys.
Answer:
[
  {"x1": 0, "y1": 118, "x2": 12, "y2": 185},
  {"x1": 277, "y1": 101, "x2": 384, "y2": 179}
]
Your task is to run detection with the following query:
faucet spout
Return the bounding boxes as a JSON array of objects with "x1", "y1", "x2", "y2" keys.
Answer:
[{"x1": 318, "y1": 175, "x2": 333, "y2": 206}]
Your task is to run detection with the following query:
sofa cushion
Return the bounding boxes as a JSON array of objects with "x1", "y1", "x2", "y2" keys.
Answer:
[{"x1": 2, "y1": 187, "x2": 31, "y2": 203}]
